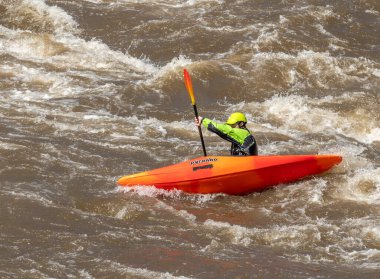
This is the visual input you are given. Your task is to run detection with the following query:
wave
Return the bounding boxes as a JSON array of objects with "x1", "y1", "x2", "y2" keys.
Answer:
[
  {"x1": 226, "y1": 93, "x2": 380, "y2": 146},
  {"x1": 0, "y1": 0, "x2": 78, "y2": 34}
]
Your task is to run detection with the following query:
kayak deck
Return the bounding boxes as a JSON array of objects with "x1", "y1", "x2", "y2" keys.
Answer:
[{"x1": 117, "y1": 155, "x2": 342, "y2": 195}]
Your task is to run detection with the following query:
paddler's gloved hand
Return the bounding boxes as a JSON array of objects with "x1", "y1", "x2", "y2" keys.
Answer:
[{"x1": 195, "y1": 116, "x2": 203, "y2": 126}]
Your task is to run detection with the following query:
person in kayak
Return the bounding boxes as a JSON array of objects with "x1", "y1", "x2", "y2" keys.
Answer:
[{"x1": 195, "y1": 112, "x2": 258, "y2": 156}]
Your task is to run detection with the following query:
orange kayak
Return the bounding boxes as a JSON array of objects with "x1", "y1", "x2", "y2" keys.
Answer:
[{"x1": 117, "y1": 155, "x2": 342, "y2": 195}]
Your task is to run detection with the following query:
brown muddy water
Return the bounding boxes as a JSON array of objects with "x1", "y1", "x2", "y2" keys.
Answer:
[{"x1": 0, "y1": 0, "x2": 379, "y2": 278}]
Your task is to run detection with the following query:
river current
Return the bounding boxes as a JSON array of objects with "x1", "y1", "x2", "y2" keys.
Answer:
[{"x1": 0, "y1": 0, "x2": 379, "y2": 278}]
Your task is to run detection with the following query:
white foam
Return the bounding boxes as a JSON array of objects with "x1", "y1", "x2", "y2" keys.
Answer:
[
  {"x1": 337, "y1": 167, "x2": 380, "y2": 204},
  {"x1": 249, "y1": 50, "x2": 378, "y2": 90},
  {"x1": 204, "y1": 218, "x2": 326, "y2": 249},
  {"x1": 0, "y1": 25, "x2": 158, "y2": 87},
  {"x1": 303, "y1": 179, "x2": 328, "y2": 205},
  {"x1": 317, "y1": 218, "x2": 380, "y2": 268},
  {"x1": 117, "y1": 185, "x2": 222, "y2": 203},
  {"x1": 100, "y1": 0, "x2": 225, "y2": 7},
  {"x1": 6, "y1": 0, "x2": 78, "y2": 35},
  {"x1": 233, "y1": 93, "x2": 380, "y2": 146},
  {"x1": 143, "y1": 55, "x2": 193, "y2": 86},
  {"x1": 364, "y1": 128, "x2": 380, "y2": 144},
  {"x1": 79, "y1": 270, "x2": 94, "y2": 279},
  {"x1": 200, "y1": 239, "x2": 222, "y2": 253},
  {"x1": 0, "y1": 62, "x2": 83, "y2": 100},
  {"x1": 3, "y1": 189, "x2": 53, "y2": 207},
  {"x1": 155, "y1": 201, "x2": 197, "y2": 223},
  {"x1": 362, "y1": 226, "x2": 380, "y2": 244},
  {"x1": 290, "y1": 5, "x2": 339, "y2": 22},
  {"x1": 279, "y1": 15, "x2": 289, "y2": 24},
  {"x1": 204, "y1": 214, "x2": 380, "y2": 269},
  {"x1": 96, "y1": 259, "x2": 191, "y2": 279},
  {"x1": 315, "y1": 23, "x2": 344, "y2": 44},
  {"x1": 0, "y1": 141, "x2": 28, "y2": 150},
  {"x1": 365, "y1": 9, "x2": 380, "y2": 16},
  {"x1": 52, "y1": 35, "x2": 158, "y2": 75},
  {"x1": 115, "y1": 206, "x2": 129, "y2": 219},
  {"x1": 204, "y1": 219, "x2": 253, "y2": 246},
  {"x1": 343, "y1": 249, "x2": 380, "y2": 269},
  {"x1": 373, "y1": 68, "x2": 380, "y2": 77},
  {"x1": 117, "y1": 185, "x2": 184, "y2": 198}
]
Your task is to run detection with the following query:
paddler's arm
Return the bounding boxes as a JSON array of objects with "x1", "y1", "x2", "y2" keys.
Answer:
[
  {"x1": 199, "y1": 117, "x2": 246, "y2": 145},
  {"x1": 201, "y1": 118, "x2": 233, "y2": 134}
]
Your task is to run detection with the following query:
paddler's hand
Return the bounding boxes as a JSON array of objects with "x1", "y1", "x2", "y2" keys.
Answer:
[{"x1": 195, "y1": 116, "x2": 203, "y2": 126}]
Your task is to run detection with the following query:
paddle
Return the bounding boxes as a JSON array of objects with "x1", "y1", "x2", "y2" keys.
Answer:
[{"x1": 183, "y1": 68, "x2": 207, "y2": 156}]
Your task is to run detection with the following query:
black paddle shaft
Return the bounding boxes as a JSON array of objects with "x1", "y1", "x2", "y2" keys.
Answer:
[{"x1": 193, "y1": 105, "x2": 207, "y2": 156}]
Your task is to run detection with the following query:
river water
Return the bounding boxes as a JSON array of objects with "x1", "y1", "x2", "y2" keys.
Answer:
[{"x1": 0, "y1": 0, "x2": 379, "y2": 278}]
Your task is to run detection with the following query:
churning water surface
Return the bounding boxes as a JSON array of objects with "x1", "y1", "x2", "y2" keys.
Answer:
[{"x1": 0, "y1": 0, "x2": 379, "y2": 278}]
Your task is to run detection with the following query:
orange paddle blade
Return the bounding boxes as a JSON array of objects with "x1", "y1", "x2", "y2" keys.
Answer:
[{"x1": 183, "y1": 68, "x2": 195, "y2": 105}]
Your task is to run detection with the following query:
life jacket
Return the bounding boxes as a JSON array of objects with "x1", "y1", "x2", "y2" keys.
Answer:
[
  {"x1": 230, "y1": 134, "x2": 258, "y2": 156},
  {"x1": 204, "y1": 119, "x2": 258, "y2": 156}
]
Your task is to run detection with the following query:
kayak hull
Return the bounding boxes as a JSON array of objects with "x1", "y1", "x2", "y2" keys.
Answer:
[{"x1": 117, "y1": 155, "x2": 342, "y2": 195}]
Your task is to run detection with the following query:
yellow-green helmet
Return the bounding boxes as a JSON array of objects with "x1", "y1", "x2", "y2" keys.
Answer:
[{"x1": 225, "y1": 112, "x2": 247, "y2": 125}]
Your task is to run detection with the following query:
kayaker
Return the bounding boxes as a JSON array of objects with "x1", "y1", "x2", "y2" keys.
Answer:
[{"x1": 195, "y1": 112, "x2": 258, "y2": 156}]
